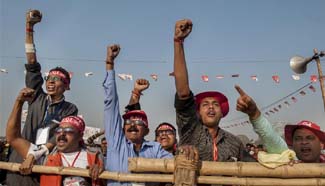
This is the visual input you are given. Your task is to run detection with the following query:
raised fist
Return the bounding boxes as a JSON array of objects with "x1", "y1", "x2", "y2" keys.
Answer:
[
  {"x1": 106, "y1": 44, "x2": 120, "y2": 64},
  {"x1": 235, "y1": 85, "x2": 260, "y2": 119},
  {"x1": 26, "y1": 10, "x2": 42, "y2": 25},
  {"x1": 134, "y1": 79, "x2": 150, "y2": 93},
  {"x1": 174, "y1": 19, "x2": 193, "y2": 41},
  {"x1": 17, "y1": 87, "x2": 35, "y2": 104}
]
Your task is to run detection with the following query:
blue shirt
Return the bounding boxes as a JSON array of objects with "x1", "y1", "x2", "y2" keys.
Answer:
[{"x1": 103, "y1": 70, "x2": 173, "y2": 186}]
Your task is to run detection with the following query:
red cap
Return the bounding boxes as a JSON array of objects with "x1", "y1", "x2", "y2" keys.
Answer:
[
  {"x1": 195, "y1": 91, "x2": 229, "y2": 117},
  {"x1": 60, "y1": 116, "x2": 85, "y2": 135},
  {"x1": 122, "y1": 110, "x2": 148, "y2": 128},
  {"x1": 285, "y1": 120, "x2": 325, "y2": 146}
]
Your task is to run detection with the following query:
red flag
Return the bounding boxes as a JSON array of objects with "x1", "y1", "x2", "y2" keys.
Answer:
[
  {"x1": 231, "y1": 74, "x2": 239, "y2": 78},
  {"x1": 291, "y1": 96, "x2": 297, "y2": 103},
  {"x1": 299, "y1": 91, "x2": 306, "y2": 96},
  {"x1": 251, "y1": 75, "x2": 258, "y2": 81},
  {"x1": 310, "y1": 75, "x2": 317, "y2": 82},
  {"x1": 201, "y1": 75, "x2": 209, "y2": 82},
  {"x1": 309, "y1": 85, "x2": 316, "y2": 92},
  {"x1": 272, "y1": 75, "x2": 280, "y2": 83}
]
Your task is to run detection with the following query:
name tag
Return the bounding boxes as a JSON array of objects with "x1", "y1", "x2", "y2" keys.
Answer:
[{"x1": 35, "y1": 127, "x2": 49, "y2": 145}]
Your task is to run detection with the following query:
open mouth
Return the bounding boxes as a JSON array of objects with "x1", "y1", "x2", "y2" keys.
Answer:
[
  {"x1": 207, "y1": 111, "x2": 216, "y2": 117},
  {"x1": 300, "y1": 147, "x2": 311, "y2": 155},
  {"x1": 47, "y1": 85, "x2": 56, "y2": 91}
]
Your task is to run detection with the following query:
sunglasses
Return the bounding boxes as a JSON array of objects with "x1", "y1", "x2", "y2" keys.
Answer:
[
  {"x1": 156, "y1": 129, "x2": 175, "y2": 137},
  {"x1": 44, "y1": 75, "x2": 64, "y2": 82},
  {"x1": 55, "y1": 127, "x2": 76, "y2": 135},
  {"x1": 124, "y1": 119, "x2": 145, "y2": 126}
]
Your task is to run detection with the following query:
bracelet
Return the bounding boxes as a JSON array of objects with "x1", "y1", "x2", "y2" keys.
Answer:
[
  {"x1": 25, "y1": 43, "x2": 36, "y2": 53},
  {"x1": 26, "y1": 28, "x2": 34, "y2": 32},
  {"x1": 106, "y1": 60, "x2": 114, "y2": 65},
  {"x1": 174, "y1": 38, "x2": 184, "y2": 44}
]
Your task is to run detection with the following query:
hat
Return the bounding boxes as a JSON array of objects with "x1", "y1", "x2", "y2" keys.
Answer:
[
  {"x1": 60, "y1": 116, "x2": 86, "y2": 135},
  {"x1": 155, "y1": 122, "x2": 176, "y2": 133},
  {"x1": 122, "y1": 110, "x2": 148, "y2": 128},
  {"x1": 285, "y1": 120, "x2": 325, "y2": 146},
  {"x1": 195, "y1": 91, "x2": 229, "y2": 117}
]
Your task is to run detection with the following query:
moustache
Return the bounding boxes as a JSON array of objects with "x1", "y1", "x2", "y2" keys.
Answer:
[
  {"x1": 57, "y1": 135, "x2": 68, "y2": 142},
  {"x1": 127, "y1": 125, "x2": 139, "y2": 133}
]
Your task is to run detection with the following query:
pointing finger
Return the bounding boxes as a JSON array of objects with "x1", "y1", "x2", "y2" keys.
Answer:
[{"x1": 235, "y1": 85, "x2": 247, "y2": 96}]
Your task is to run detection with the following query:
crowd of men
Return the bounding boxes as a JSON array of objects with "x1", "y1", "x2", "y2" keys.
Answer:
[{"x1": 0, "y1": 9, "x2": 324, "y2": 186}]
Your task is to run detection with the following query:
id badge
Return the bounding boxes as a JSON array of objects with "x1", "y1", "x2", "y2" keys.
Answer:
[{"x1": 35, "y1": 127, "x2": 50, "y2": 145}]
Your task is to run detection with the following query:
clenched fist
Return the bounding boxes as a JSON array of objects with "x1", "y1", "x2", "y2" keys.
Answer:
[
  {"x1": 26, "y1": 10, "x2": 42, "y2": 26},
  {"x1": 17, "y1": 88, "x2": 35, "y2": 104},
  {"x1": 174, "y1": 19, "x2": 193, "y2": 41},
  {"x1": 134, "y1": 79, "x2": 150, "y2": 93},
  {"x1": 106, "y1": 44, "x2": 120, "y2": 64}
]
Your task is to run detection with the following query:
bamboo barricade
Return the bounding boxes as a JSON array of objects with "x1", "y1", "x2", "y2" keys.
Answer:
[
  {"x1": 2, "y1": 160, "x2": 325, "y2": 185},
  {"x1": 128, "y1": 157, "x2": 325, "y2": 178}
]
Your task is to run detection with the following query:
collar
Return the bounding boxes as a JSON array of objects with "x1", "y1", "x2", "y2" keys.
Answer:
[
  {"x1": 215, "y1": 128, "x2": 227, "y2": 144},
  {"x1": 126, "y1": 139, "x2": 155, "y2": 148},
  {"x1": 47, "y1": 95, "x2": 65, "y2": 105}
]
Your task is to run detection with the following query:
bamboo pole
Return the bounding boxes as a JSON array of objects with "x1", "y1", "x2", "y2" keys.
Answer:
[
  {"x1": 128, "y1": 157, "x2": 325, "y2": 178},
  {"x1": 2, "y1": 161, "x2": 325, "y2": 185}
]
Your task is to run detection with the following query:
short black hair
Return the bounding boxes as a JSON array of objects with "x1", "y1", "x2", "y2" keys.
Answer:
[
  {"x1": 155, "y1": 122, "x2": 176, "y2": 135},
  {"x1": 49, "y1": 66, "x2": 71, "y2": 84}
]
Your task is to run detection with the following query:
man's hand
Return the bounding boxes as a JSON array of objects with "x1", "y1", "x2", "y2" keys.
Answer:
[
  {"x1": 174, "y1": 19, "x2": 193, "y2": 41},
  {"x1": 235, "y1": 85, "x2": 260, "y2": 120},
  {"x1": 19, "y1": 154, "x2": 34, "y2": 175},
  {"x1": 17, "y1": 88, "x2": 35, "y2": 104},
  {"x1": 88, "y1": 164, "x2": 103, "y2": 181},
  {"x1": 106, "y1": 44, "x2": 120, "y2": 64},
  {"x1": 26, "y1": 10, "x2": 42, "y2": 26},
  {"x1": 177, "y1": 145, "x2": 199, "y2": 162},
  {"x1": 134, "y1": 79, "x2": 150, "y2": 94}
]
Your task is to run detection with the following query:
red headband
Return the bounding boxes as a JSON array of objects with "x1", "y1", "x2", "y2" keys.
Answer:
[
  {"x1": 60, "y1": 116, "x2": 85, "y2": 135},
  {"x1": 49, "y1": 70, "x2": 70, "y2": 85}
]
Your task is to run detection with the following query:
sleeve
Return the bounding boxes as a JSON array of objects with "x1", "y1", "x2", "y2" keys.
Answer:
[
  {"x1": 124, "y1": 103, "x2": 141, "y2": 112},
  {"x1": 25, "y1": 62, "x2": 44, "y2": 98},
  {"x1": 174, "y1": 91, "x2": 200, "y2": 145},
  {"x1": 250, "y1": 115, "x2": 288, "y2": 154},
  {"x1": 103, "y1": 70, "x2": 129, "y2": 173}
]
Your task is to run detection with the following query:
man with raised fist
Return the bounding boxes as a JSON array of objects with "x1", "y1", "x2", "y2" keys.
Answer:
[
  {"x1": 173, "y1": 19, "x2": 244, "y2": 162},
  {"x1": 7, "y1": 10, "x2": 78, "y2": 186},
  {"x1": 103, "y1": 44, "x2": 172, "y2": 186}
]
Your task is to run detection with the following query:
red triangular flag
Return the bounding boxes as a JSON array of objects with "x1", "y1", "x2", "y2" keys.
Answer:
[
  {"x1": 272, "y1": 75, "x2": 280, "y2": 83},
  {"x1": 201, "y1": 75, "x2": 209, "y2": 82},
  {"x1": 311, "y1": 75, "x2": 317, "y2": 82}
]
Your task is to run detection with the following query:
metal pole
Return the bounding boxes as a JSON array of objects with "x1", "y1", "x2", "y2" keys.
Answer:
[{"x1": 313, "y1": 48, "x2": 325, "y2": 111}]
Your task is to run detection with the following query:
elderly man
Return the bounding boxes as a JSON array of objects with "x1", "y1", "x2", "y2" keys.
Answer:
[
  {"x1": 173, "y1": 19, "x2": 244, "y2": 161},
  {"x1": 235, "y1": 85, "x2": 325, "y2": 163},
  {"x1": 7, "y1": 9, "x2": 78, "y2": 186},
  {"x1": 6, "y1": 88, "x2": 103, "y2": 186},
  {"x1": 103, "y1": 44, "x2": 173, "y2": 186}
]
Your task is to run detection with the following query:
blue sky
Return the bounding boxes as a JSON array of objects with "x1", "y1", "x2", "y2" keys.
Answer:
[{"x1": 1, "y1": 0, "x2": 325, "y2": 140}]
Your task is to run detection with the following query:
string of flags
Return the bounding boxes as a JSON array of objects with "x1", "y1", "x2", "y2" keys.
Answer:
[
  {"x1": 220, "y1": 82, "x2": 316, "y2": 129},
  {"x1": 0, "y1": 67, "x2": 323, "y2": 83}
]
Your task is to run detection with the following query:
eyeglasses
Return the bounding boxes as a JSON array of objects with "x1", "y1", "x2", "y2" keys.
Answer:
[
  {"x1": 55, "y1": 127, "x2": 76, "y2": 135},
  {"x1": 124, "y1": 119, "x2": 145, "y2": 126},
  {"x1": 44, "y1": 75, "x2": 63, "y2": 82},
  {"x1": 156, "y1": 129, "x2": 175, "y2": 137}
]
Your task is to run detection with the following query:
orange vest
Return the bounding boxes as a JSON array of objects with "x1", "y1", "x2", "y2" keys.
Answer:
[{"x1": 40, "y1": 150, "x2": 103, "y2": 186}]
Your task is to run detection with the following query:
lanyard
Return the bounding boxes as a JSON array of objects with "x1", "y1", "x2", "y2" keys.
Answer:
[
  {"x1": 60, "y1": 151, "x2": 81, "y2": 167},
  {"x1": 213, "y1": 136, "x2": 218, "y2": 161}
]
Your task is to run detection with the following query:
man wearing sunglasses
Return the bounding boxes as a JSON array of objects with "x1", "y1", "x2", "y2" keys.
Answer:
[
  {"x1": 6, "y1": 88, "x2": 103, "y2": 186},
  {"x1": 155, "y1": 123, "x2": 177, "y2": 155},
  {"x1": 7, "y1": 10, "x2": 78, "y2": 186},
  {"x1": 103, "y1": 44, "x2": 173, "y2": 186}
]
